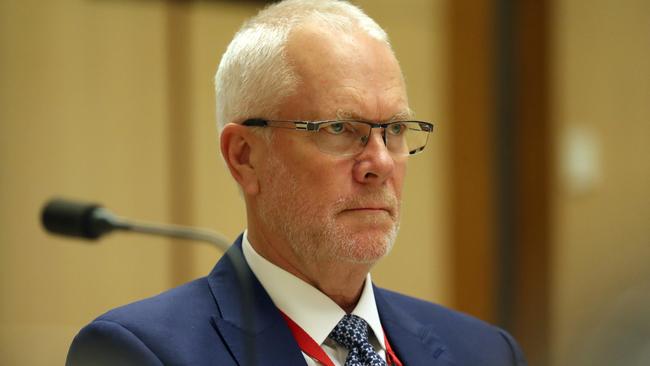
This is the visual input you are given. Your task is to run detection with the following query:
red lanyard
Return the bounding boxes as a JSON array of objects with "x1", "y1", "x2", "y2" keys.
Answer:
[{"x1": 280, "y1": 311, "x2": 403, "y2": 366}]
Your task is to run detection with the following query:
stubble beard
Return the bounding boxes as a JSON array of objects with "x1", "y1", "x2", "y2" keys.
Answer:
[{"x1": 257, "y1": 154, "x2": 400, "y2": 266}]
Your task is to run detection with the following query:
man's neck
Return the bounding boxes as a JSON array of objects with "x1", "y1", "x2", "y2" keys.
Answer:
[{"x1": 246, "y1": 228, "x2": 371, "y2": 313}]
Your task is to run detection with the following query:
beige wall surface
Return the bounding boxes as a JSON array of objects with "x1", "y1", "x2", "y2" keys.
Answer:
[
  {"x1": 0, "y1": 1, "x2": 449, "y2": 364},
  {"x1": 551, "y1": 0, "x2": 650, "y2": 365},
  {"x1": 0, "y1": 1, "x2": 173, "y2": 364}
]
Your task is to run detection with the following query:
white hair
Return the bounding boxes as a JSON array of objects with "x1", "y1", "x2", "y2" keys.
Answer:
[{"x1": 214, "y1": 0, "x2": 391, "y2": 134}]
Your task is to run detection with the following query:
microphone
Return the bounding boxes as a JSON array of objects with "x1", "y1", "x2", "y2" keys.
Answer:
[
  {"x1": 41, "y1": 198, "x2": 230, "y2": 251},
  {"x1": 42, "y1": 197, "x2": 256, "y2": 366}
]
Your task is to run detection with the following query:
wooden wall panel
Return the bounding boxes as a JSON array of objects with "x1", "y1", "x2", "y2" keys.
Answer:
[
  {"x1": 449, "y1": 2, "x2": 552, "y2": 365},
  {"x1": 448, "y1": 0, "x2": 498, "y2": 324}
]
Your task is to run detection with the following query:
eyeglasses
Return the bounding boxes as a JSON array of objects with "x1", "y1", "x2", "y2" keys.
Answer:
[{"x1": 242, "y1": 118, "x2": 435, "y2": 157}]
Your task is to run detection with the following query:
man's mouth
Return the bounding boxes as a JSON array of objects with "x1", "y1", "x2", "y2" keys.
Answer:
[
  {"x1": 335, "y1": 191, "x2": 399, "y2": 219},
  {"x1": 345, "y1": 207, "x2": 389, "y2": 211},
  {"x1": 341, "y1": 206, "x2": 393, "y2": 217}
]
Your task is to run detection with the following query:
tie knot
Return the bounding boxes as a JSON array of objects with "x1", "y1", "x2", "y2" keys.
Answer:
[
  {"x1": 329, "y1": 315, "x2": 386, "y2": 366},
  {"x1": 329, "y1": 314, "x2": 371, "y2": 350}
]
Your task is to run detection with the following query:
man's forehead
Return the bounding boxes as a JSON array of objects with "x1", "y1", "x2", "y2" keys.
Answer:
[
  {"x1": 281, "y1": 22, "x2": 409, "y2": 123},
  {"x1": 286, "y1": 23, "x2": 392, "y2": 72}
]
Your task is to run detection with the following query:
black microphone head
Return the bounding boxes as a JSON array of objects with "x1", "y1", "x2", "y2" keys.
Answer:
[{"x1": 41, "y1": 198, "x2": 113, "y2": 240}]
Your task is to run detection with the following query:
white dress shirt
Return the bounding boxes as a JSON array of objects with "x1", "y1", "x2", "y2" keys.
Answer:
[{"x1": 242, "y1": 231, "x2": 387, "y2": 365}]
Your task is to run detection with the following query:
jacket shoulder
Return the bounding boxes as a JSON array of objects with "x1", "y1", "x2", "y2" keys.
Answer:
[
  {"x1": 67, "y1": 277, "x2": 232, "y2": 365},
  {"x1": 376, "y1": 288, "x2": 527, "y2": 366},
  {"x1": 96, "y1": 277, "x2": 215, "y2": 327},
  {"x1": 377, "y1": 287, "x2": 492, "y2": 328}
]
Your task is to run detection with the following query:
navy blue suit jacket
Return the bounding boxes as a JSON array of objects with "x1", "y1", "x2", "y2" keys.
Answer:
[{"x1": 67, "y1": 236, "x2": 527, "y2": 365}]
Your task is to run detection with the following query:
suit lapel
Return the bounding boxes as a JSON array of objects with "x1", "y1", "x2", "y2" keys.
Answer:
[
  {"x1": 207, "y1": 236, "x2": 306, "y2": 366},
  {"x1": 374, "y1": 287, "x2": 456, "y2": 365}
]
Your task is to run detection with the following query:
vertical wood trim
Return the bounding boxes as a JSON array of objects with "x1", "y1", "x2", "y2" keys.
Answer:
[
  {"x1": 448, "y1": 0, "x2": 498, "y2": 324},
  {"x1": 165, "y1": 2, "x2": 195, "y2": 287},
  {"x1": 512, "y1": 1, "x2": 552, "y2": 364},
  {"x1": 494, "y1": 0, "x2": 517, "y2": 331},
  {"x1": 448, "y1": 2, "x2": 552, "y2": 363}
]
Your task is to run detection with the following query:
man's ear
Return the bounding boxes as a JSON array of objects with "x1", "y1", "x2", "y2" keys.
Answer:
[{"x1": 220, "y1": 123, "x2": 260, "y2": 195}]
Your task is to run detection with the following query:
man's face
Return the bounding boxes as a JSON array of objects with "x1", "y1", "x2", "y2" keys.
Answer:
[{"x1": 254, "y1": 26, "x2": 409, "y2": 267}]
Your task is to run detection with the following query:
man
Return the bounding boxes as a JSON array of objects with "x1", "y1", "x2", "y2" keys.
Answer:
[{"x1": 67, "y1": 1, "x2": 527, "y2": 365}]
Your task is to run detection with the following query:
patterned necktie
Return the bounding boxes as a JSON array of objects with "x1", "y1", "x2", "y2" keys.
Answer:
[{"x1": 329, "y1": 314, "x2": 387, "y2": 366}]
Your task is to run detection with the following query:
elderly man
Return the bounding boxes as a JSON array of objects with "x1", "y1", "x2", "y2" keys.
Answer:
[{"x1": 67, "y1": 1, "x2": 527, "y2": 365}]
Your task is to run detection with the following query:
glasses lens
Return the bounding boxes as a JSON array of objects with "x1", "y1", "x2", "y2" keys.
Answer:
[
  {"x1": 314, "y1": 120, "x2": 432, "y2": 156},
  {"x1": 386, "y1": 121, "x2": 431, "y2": 155},
  {"x1": 315, "y1": 121, "x2": 369, "y2": 155}
]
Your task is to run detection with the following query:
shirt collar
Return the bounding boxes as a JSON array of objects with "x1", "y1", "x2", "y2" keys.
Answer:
[{"x1": 242, "y1": 230, "x2": 386, "y2": 349}]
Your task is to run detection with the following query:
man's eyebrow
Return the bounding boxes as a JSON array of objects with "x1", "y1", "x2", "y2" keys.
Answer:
[
  {"x1": 390, "y1": 109, "x2": 415, "y2": 121},
  {"x1": 335, "y1": 109, "x2": 414, "y2": 121}
]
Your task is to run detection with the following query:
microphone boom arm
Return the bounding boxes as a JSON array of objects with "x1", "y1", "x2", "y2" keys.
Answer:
[{"x1": 115, "y1": 216, "x2": 231, "y2": 251}]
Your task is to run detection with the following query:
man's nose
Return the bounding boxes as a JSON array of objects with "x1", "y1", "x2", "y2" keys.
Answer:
[{"x1": 352, "y1": 128, "x2": 395, "y2": 184}]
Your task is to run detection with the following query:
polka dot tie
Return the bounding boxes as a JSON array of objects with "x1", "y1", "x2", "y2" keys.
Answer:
[{"x1": 328, "y1": 314, "x2": 387, "y2": 366}]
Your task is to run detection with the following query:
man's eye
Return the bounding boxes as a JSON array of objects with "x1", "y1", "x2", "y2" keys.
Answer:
[
  {"x1": 388, "y1": 123, "x2": 406, "y2": 135},
  {"x1": 324, "y1": 122, "x2": 348, "y2": 134}
]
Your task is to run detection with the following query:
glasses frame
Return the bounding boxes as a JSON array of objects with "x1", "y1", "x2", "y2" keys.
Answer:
[{"x1": 241, "y1": 118, "x2": 435, "y2": 156}]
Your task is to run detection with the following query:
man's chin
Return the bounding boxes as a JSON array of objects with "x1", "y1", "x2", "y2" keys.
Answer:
[
  {"x1": 339, "y1": 246, "x2": 390, "y2": 265},
  {"x1": 334, "y1": 232, "x2": 395, "y2": 264}
]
